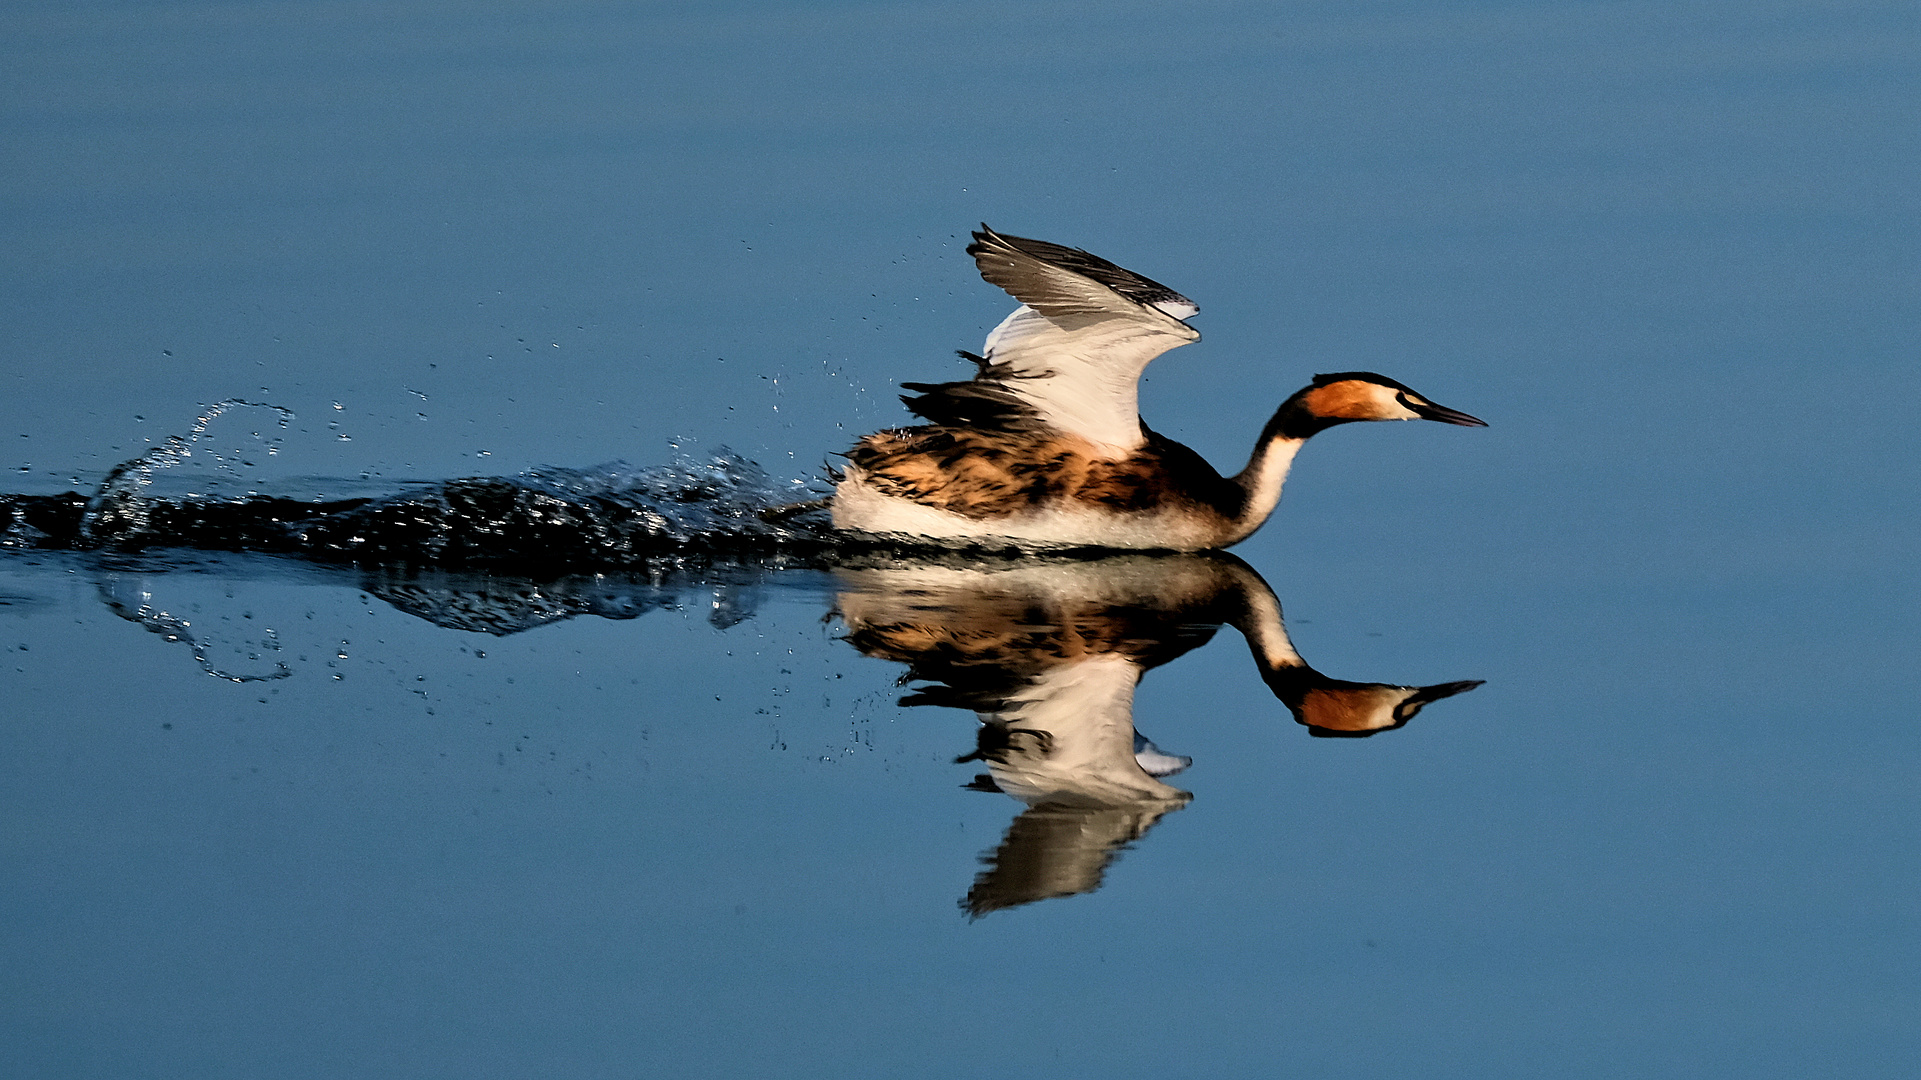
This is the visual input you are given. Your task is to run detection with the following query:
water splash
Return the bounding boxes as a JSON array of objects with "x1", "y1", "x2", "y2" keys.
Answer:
[
  {"x1": 523, "y1": 453, "x2": 805, "y2": 541},
  {"x1": 298, "y1": 450, "x2": 835, "y2": 565},
  {"x1": 96, "y1": 574, "x2": 292, "y2": 683},
  {"x1": 82, "y1": 400, "x2": 294, "y2": 545},
  {"x1": 358, "y1": 561, "x2": 797, "y2": 635},
  {"x1": 19, "y1": 401, "x2": 839, "y2": 566}
]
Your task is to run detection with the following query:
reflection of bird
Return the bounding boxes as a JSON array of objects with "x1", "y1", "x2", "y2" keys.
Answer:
[
  {"x1": 834, "y1": 552, "x2": 1480, "y2": 916},
  {"x1": 837, "y1": 558, "x2": 1200, "y2": 917},
  {"x1": 831, "y1": 226, "x2": 1485, "y2": 549}
]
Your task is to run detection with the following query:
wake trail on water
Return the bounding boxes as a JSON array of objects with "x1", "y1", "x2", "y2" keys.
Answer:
[{"x1": 3, "y1": 400, "x2": 843, "y2": 569}]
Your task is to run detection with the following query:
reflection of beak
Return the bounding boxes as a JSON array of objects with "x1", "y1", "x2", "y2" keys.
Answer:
[
  {"x1": 1393, "y1": 679, "x2": 1485, "y2": 722},
  {"x1": 1410, "y1": 400, "x2": 1488, "y2": 427}
]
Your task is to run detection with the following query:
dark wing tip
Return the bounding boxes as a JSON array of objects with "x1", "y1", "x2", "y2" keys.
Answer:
[
  {"x1": 964, "y1": 224, "x2": 1018, "y2": 265},
  {"x1": 964, "y1": 224, "x2": 1197, "y2": 317}
]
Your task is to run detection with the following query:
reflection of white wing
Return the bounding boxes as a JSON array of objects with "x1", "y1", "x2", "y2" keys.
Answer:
[
  {"x1": 961, "y1": 656, "x2": 1189, "y2": 918},
  {"x1": 986, "y1": 655, "x2": 1188, "y2": 807},
  {"x1": 963, "y1": 801, "x2": 1185, "y2": 918},
  {"x1": 967, "y1": 227, "x2": 1201, "y2": 453},
  {"x1": 1132, "y1": 732, "x2": 1192, "y2": 778}
]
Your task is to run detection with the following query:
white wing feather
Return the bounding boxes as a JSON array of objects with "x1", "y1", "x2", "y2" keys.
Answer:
[{"x1": 969, "y1": 229, "x2": 1200, "y2": 453}]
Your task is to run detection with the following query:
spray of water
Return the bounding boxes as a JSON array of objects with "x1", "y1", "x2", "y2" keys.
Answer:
[
  {"x1": 82, "y1": 400, "x2": 294, "y2": 544},
  {"x1": 96, "y1": 575, "x2": 293, "y2": 683}
]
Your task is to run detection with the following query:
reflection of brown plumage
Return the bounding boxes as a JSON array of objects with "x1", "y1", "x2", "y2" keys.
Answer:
[
  {"x1": 834, "y1": 552, "x2": 1482, "y2": 915},
  {"x1": 840, "y1": 556, "x2": 1226, "y2": 679}
]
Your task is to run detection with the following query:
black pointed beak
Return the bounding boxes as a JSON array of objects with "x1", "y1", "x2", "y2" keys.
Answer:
[{"x1": 1410, "y1": 400, "x2": 1487, "y2": 426}]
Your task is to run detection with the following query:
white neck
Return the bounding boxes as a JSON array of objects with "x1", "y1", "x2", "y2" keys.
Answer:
[{"x1": 1221, "y1": 435, "x2": 1306, "y2": 545}]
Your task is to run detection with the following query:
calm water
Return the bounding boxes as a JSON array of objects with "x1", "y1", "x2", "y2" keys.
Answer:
[{"x1": 4, "y1": 1, "x2": 1918, "y2": 1077}]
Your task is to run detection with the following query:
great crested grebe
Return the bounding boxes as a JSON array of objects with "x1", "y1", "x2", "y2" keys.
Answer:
[{"x1": 830, "y1": 225, "x2": 1486, "y2": 550}]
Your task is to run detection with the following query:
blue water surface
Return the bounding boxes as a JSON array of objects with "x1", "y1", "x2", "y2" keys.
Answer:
[{"x1": 3, "y1": 2, "x2": 1917, "y2": 1077}]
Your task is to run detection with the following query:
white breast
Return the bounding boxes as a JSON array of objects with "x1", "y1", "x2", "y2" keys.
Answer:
[{"x1": 830, "y1": 466, "x2": 1227, "y2": 551}]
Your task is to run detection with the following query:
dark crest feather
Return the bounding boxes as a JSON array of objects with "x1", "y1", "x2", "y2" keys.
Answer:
[{"x1": 1311, "y1": 371, "x2": 1418, "y2": 393}]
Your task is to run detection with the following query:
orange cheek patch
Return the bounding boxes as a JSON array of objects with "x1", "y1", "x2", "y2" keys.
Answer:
[{"x1": 1302, "y1": 383, "x2": 1381, "y2": 420}]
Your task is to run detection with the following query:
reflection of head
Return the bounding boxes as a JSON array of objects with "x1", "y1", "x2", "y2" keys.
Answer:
[{"x1": 1262, "y1": 671, "x2": 1486, "y2": 738}]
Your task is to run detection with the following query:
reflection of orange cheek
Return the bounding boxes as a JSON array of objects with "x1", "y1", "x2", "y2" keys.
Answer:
[{"x1": 1299, "y1": 687, "x2": 1403, "y2": 732}]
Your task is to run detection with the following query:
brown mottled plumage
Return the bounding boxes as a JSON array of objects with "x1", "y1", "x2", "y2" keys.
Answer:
[{"x1": 844, "y1": 425, "x2": 1242, "y2": 523}]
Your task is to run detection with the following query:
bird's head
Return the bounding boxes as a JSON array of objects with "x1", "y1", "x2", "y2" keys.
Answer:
[{"x1": 1280, "y1": 372, "x2": 1486, "y2": 436}]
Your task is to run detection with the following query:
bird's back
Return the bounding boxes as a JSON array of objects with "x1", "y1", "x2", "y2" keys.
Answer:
[{"x1": 843, "y1": 423, "x2": 1239, "y2": 524}]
